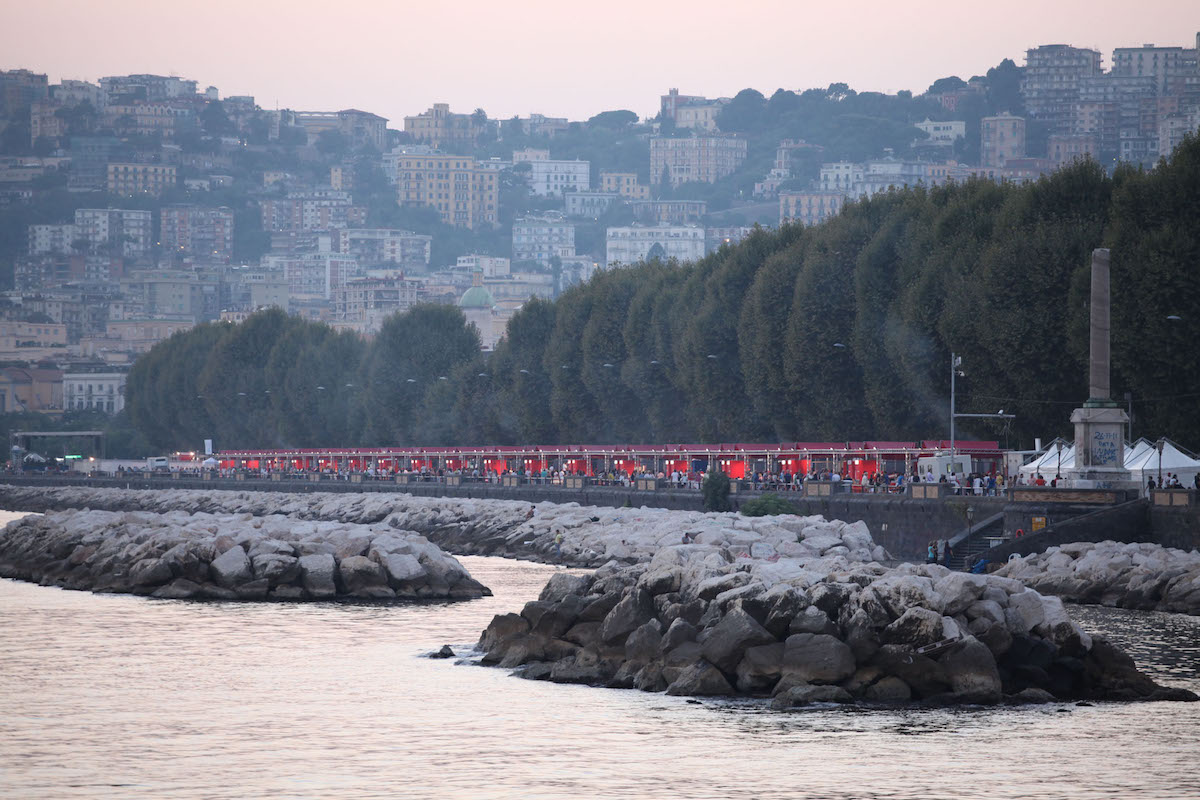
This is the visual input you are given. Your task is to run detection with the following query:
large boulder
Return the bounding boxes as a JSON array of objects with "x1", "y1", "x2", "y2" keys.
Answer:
[
  {"x1": 778, "y1": 633, "x2": 856, "y2": 688},
  {"x1": 937, "y1": 638, "x2": 1002, "y2": 703},
  {"x1": 378, "y1": 552, "x2": 426, "y2": 586},
  {"x1": 882, "y1": 607, "x2": 945, "y2": 648},
  {"x1": 600, "y1": 588, "x2": 656, "y2": 644},
  {"x1": 251, "y1": 553, "x2": 300, "y2": 586},
  {"x1": 770, "y1": 683, "x2": 853, "y2": 709},
  {"x1": 540, "y1": 572, "x2": 590, "y2": 604},
  {"x1": 665, "y1": 661, "x2": 733, "y2": 696},
  {"x1": 735, "y1": 642, "x2": 785, "y2": 694},
  {"x1": 700, "y1": 606, "x2": 777, "y2": 673},
  {"x1": 934, "y1": 573, "x2": 987, "y2": 616},
  {"x1": 210, "y1": 545, "x2": 252, "y2": 589},
  {"x1": 338, "y1": 555, "x2": 388, "y2": 596},
  {"x1": 624, "y1": 619, "x2": 664, "y2": 664},
  {"x1": 298, "y1": 553, "x2": 337, "y2": 599}
]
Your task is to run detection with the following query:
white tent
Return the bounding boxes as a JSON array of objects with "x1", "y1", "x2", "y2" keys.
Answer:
[
  {"x1": 1125, "y1": 440, "x2": 1200, "y2": 488},
  {"x1": 1019, "y1": 440, "x2": 1074, "y2": 479},
  {"x1": 202, "y1": 457, "x2": 219, "y2": 468},
  {"x1": 1126, "y1": 438, "x2": 1155, "y2": 465}
]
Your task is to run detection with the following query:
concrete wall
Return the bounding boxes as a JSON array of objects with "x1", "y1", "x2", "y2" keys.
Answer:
[{"x1": 983, "y1": 500, "x2": 1152, "y2": 564}]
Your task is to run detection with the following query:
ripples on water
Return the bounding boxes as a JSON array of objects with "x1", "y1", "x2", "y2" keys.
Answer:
[{"x1": 1, "y1": 510, "x2": 1198, "y2": 799}]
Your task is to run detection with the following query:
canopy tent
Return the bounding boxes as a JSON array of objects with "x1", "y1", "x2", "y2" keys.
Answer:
[
  {"x1": 1125, "y1": 438, "x2": 1156, "y2": 466},
  {"x1": 201, "y1": 457, "x2": 219, "y2": 468},
  {"x1": 1019, "y1": 440, "x2": 1074, "y2": 478},
  {"x1": 1125, "y1": 440, "x2": 1200, "y2": 487}
]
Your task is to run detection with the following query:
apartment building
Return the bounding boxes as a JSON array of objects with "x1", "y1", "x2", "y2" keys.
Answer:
[
  {"x1": 660, "y1": 89, "x2": 727, "y2": 131},
  {"x1": 512, "y1": 215, "x2": 575, "y2": 265},
  {"x1": 260, "y1": 191, "x2": 367, "y2": 232},
  {"x1": 107, "y1": 162, "x2": 176, "y2": 196},
  {"x1": 650, "y1": 135, "x2": 747, "y2": 186},
  {"x1": 915, "y1": 119, "x2": 966, "y2": 147},
  {"x1": 779, "y1": 191, "x2": 845, "y2": 227},
  {"x1": 332, "y1": 274, "x2": 423, "y2": 333},
  {"x1": 160, "y1": 205, "x2": 235, "y2": 260},
  {"x1": 294, "y1": 109, "x2": 388, "y2": 151},
  {"x1": 512, "y1": 149, "x2": 591, "y2": 196},
  {"x1": 263, "y1": 251, "x2": 360, "y2": 300},
  {"x1": 1048, "y1": 134, "x2": 1099, "y2": 168},
  {"x1": 564, "y1": 190, "x2": 622, "y2": 218},
  {"x1": 1112, "y1": 42, "x2": 1199, "y2": 93},
  {"x1": 74, "y1": 208, "x2": 153, "y2": 257},
  {"x1": 981, "y1": 113, "x2": 1026, "y2": 168},
  {"x1": 63, "y1": 370, "x2": 127, "y2": 413},
  {"x1": 599, "y1": 171, "x2": 650, "y2": 200},
  {"x1": 606, "y1": 225, "x2": 705, "y2": 266},
  {"x1": 403, "y1": 103, "x2": 487, "y2": 152},
  {"x1": 332, "y1": 228, "x2": 432, "y2": 270},
  {"x1": 631, "y1": 200, "x2": 707, "y2": 225},
  {"x1": 1021, "y1": 45, "x2": 1103, "y2": 135},
  {"x1": 391, "y1": 152, "x2": 498, "y2": 228}
]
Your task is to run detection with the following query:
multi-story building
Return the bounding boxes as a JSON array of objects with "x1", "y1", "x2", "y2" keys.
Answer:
[
  {"x1": 517, "y1": 114, "x2": 569, "y2": 138},
  {"x1": 660, "y1": 89, "x2": 727, "y2": 131},
  {"x1": 512, "y1": 215, "x2": 575, "y2": 265},
  {"x1": 915, "y1": 119, "x2": 966, "y2": 147},
  {"x1": 332, "y1": 274, "x2": 423, "y2": 333},
  {"x1": 403, "y1": 103, "x2": 487, "y2": 152},
  {"x1": 103, "y1": 101, "x2": 190, "y2": 137},
  {"x1": 30, "y1": 100, "x2": 67, "y2": 145},
  {"x1": 1021, "y1": 45, "x2": 1103, "y2": 135},
  {"x1": 650, "y1": 135, "x2": 747, "y2": 186},
  {"x1": 705, "y1": 226, "x2": 756, "y2": 254},
  {"x1": 780, "y1": 191, "x2": 845, "y2": 227},
  {"x1": 69, "y1": 137, "x2": 123, "y2": 190},
  {"x1": 631, "y1": 199, "x2": 707, "y2": 225},
  {"x1": 294, "y1": 109, "x2": 388, "y2": 151},
  {"x1": 0, "y1": 366, "x2": 61, "y2": 413},
  {"x1": 0, "y1": 69, "x2": 49, "y2": 117},
  {"x1": 119, "y1": 270, "x2": 221, "y2": 321},
  {"x1": 820, "y1": 162, "x2": 865, "y2": 194},
  {"x1": 606, "y1": 225, "x2": 705, "y2": 266},
  {"x1": 390, "y1": 152, "x2": 498, "y2": 228},
  {"x1": 564, "y1": 190, "x2": 622, "y2": 218},
  {"x1": 599, "y1": 171, "x2": 649, "y2": 200},
  {"x1": 28, "y1": 224, "x2": 78, "y2": 256},
  {"x1": 263, "y1": 251, "x2": 360, "y2": 301},
  {"x1": 1048, "y1": 134, "x2": 1099, "y2": 168},
  {"x1": 107, "y1": 162, "x2": 176, "y2": 196},
  {"x1": 332, "y1": 228, "x2": 432, "y2": 270},
  {"x1": 80, "y1": 319, "x2": 195, "y2": 358},
  {"x1": 1112, "y1": 42, "x2": 1200, "y2": 94},
  {"x1": 73, "y1": 208, "x2": 153, "y2": 257},
  {"x1": 160, "y1": 205, "x2": 235, "y2": 260},
  {"x1": 63, "y1": 370, "x2": 127, "y2": 413},
  {"x1": 259, "y1": 190, "x2": 366, "y2": 232},
  {"x1": 511, "y1": 149, "x2": 591, "y2": 196},
  {"x1": 1159, "y1": 108, "x2": 1200, "y2": 159},
  {"x1": 0, "y1": 321, "x2": 68, "y2": 363},
  {"x1": 981, "y1": 113, "x2": 1026, "y2": 168},
  {"x1": 51, "y1": 79, "x2": 105, "y2": 109},
  {"x1": 455, "y1": 255, "x2": 511, "y2": 278},
  {"x1": 98, "y1": 74, "x2": 197, "y2": 103}
]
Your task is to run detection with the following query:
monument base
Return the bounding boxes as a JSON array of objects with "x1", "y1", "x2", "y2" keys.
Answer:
[{"x1": 1068, "y1": 404, "x2": 1131, "y2": 488}]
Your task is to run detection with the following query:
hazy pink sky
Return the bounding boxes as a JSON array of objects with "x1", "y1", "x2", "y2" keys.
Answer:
[{"x1": 3, "y1": 0, "x2": 1196, "y2": 123}]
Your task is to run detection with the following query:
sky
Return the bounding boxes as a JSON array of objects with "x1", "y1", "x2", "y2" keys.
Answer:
[{"x1": 2, "y1": 0, "x2": 1196, "y2": 123}]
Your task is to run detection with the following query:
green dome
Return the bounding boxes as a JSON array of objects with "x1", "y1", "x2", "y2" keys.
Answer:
[{"x1": 459, "y1": 286, "x2": 495, "y2": 309}]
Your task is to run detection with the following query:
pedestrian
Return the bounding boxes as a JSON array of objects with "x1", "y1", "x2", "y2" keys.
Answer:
[
  {"x1": 553, "y1": 529, "x2": 564, "y2": 561},
  {"x1": 926, "y1": 541, "x2": 937, "y2": 564}
]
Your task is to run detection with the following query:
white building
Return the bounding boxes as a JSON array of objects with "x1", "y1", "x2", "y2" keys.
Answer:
[
  {"x1": 512, "y1": 215, "x2": 575, "y2": 265},
  {"x1": 28, "y1": 224, "x2": 77, "y2": 255},
  {"x1": 63, "y1": 371, "x2": 126, "y2": 413},
  {"x1": 915, "y1": 119, "x2": 966, "y2": 147},
  {"x1": 512, "y1": 149, "x2": 590, "y2": 196},
  {"x1": 564, "y1": 190, "x2": 622, "y2": 218},
  {"x1": 263, "y1": 249, "x2": 359, "y2": 301},
  {"x1": 332, "y1": 228, "x2": 431, "y2": 270},
  {"x1": 456, "y1": 254, "x2": 511, "y2": 278},
  {"x1": 74, "y1": 208, "x2": 153, "y2": 256},
  {"x1": 606, "y1": 225, "x2": 705, "y2": 266},
  {"x1": 819, "y1": 162, "x2": 865, "y2": 194}
]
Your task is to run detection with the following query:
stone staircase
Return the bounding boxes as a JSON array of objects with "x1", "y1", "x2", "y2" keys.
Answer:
[{"x1": 948, "y1": 511, "x2": 1006, "y2": 571}]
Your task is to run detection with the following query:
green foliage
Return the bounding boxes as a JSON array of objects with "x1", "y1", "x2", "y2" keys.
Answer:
[
  {"x1": 740, "y1": 494, "x2": 800, "y2": 517},
  {"x1": 702, "y1": 470, "x2": 732, "y2": 512},
  {"x1": 122, "y1": 138, "x2": 1200, "y2": 452}
]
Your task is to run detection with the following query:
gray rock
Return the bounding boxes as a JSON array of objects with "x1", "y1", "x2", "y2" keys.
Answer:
[
  {"x1": 625, "y1": 619, "x2": 664, "y2": 664},
  {"x1": 1010, "y1": 687, "x2": 1056, "y2": 705},
  {"x1": 659, "y1": 618, "x2": 698, "y2": 655},
  {"x1": 1005, "y1": 590, "x2": 1046, "y2": 634},
  {"x1": 700, "y1": 606, "x2": 777, "y2": 673},
  {"x1": 965, "y1": 599, "x2": 1006, "y2": 625},
  {"x1": 770, "y1": 683, "x2": 853, "y2": 709},
  {"x1": 234, "y1": 578, "x2": 270, "y2": 600},
  {"x1": 210, "y1": 545, "x2": 252, "y2": 589},
  {"x1": 298, "y1": 553, "x2": 337, "y2": 599},
  {"x1": 763, "y1": 585, "x2": 808, "y2": 638},
  {"x1": 338, "y1": 555, "x2": 388, "y2": 596},
  {"x1": 935, "y1": 572, "x2": 987, "y2": 616},
  {"x1": 479, "y1": 612, "x2": 530, "y2": 655},
  {"x1": 779, "y1": 633, "x2": 856, "y2": 687},
  {"x1": 665, "y1": 661, "x2": 733, "y2": 696},
  {"x1": 539, "y1": 572, "x2": 590, "y2": 604},
  {"x1": 938, "y1": 638, "x2": 1002, "y2": 702},
  {"x1": 577, "y1": 592, "x2": 621, "y2": 623},
  {"x1": 251, "y1": 553, "x2": 300, "y2": 586},
  {"x1": 870, "y1": 644, "x2": 952, "y2": 699},
  {"x1": 130, "y1": 557, "x2": 173, "y2": 587},
  {"x1": 882, "y1": 607, "x2": 944, "y2": 648},
  {"x1": 697, "y1": 571, "x2": 751, "y2": 600},
  {"x1": 151, "y1": 578, "x2": 201, "y2": 599},
  {"x1": 736, "y1": 642, "x2": 785, "y2": 694},
  {"x1": 863, "y1": 676, "x2": 912, "y2": 703},
  {"x1": 379, "y1": 552, "x2": 425, "y2": 585},
  {"x1": 600, "y1": 588, "x2": 656, "y2": 644},
  {"x1": 639, "y1": 567, "x2": 682, "y2": 595},
  {"x1": 789, "y1": 605, "x2": 838, "y2": 636},
  {"x1": 270, "y1": 585, "x2": 307, "y2": 600}
]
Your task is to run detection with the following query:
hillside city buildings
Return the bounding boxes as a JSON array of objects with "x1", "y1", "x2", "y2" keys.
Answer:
[{"x1": 1, "y1": 33, "x2": 1199, "y2": 407}]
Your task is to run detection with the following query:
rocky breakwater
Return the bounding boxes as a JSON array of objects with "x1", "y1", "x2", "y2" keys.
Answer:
[
  {"x1": 477, "y1": 544, "x2": 1195, "y2": 706},
  {"x1": 996, "y1": 541, "x2": 1200, "y2": 616},
  {"x1": 0, "y1": 485, "x2": 889, "y2": 568},
  {"x1": 0, "y1": 508, "x2": 489, "y2": 601}
]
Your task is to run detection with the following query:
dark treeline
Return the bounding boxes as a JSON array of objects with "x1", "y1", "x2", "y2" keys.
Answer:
[{"x1": 127, "y1": 136, "x2": 1200, "y2": 453}]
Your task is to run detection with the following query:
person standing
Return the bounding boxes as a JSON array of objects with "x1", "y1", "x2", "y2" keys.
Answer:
[{"x1": 553, "y1": 530, "x2": 564, "y2": 562}]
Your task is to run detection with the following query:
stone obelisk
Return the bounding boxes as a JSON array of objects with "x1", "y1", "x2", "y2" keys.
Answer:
[{"x1": 1068, "y1": 248, "x2": 1132, "y2": 487}]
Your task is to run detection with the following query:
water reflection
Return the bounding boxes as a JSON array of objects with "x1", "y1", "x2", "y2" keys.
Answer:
[{"x1": 1, "y1": 508, "x2": 1198, "y2": 799}]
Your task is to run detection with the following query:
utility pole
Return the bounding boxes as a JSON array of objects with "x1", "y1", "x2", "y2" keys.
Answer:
[{"x1": 950, "y1": 353, "x2": 960, "y2": 461}]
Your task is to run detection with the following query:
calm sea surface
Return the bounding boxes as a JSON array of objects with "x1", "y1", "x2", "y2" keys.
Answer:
[{"x1": 1, "y1": 510, "x2": 1198, "y2": 800}]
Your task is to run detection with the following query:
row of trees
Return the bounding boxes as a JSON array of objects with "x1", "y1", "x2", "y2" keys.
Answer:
[{"x1": 127, "y1": 137, "x2": 1200, "y2": 453}]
